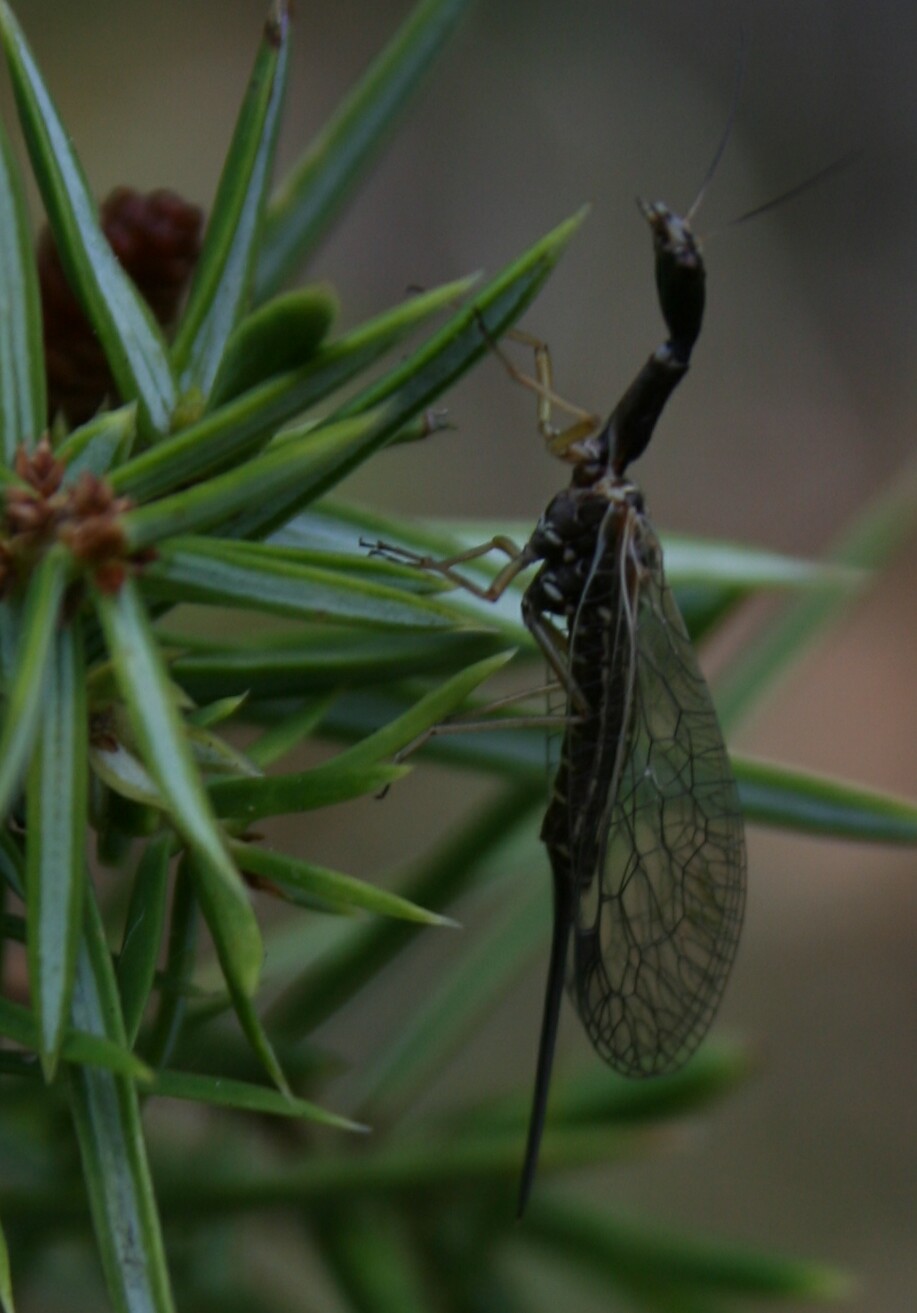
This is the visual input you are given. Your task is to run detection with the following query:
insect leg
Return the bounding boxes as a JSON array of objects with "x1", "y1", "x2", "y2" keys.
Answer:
[
  {"x1": 521, "y1": 593, "x2": 588, "y2": 714},
  {"x1": 475, "y1": 314, "x2": 601, "y2": 461},
  {"x1": 362, "y1": 535, "x2": 536, "y2": 601}
]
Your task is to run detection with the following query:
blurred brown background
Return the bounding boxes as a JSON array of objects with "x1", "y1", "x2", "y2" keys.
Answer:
[{"x1": 5, "y1": 1, "x2": 914, "y2": 1309}]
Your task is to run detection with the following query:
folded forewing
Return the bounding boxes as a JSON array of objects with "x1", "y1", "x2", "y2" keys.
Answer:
[{"x1": 570, "y1": 548, "x2": 746, "y2": 1076}]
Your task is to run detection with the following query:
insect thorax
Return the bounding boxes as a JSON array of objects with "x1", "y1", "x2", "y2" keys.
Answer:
[{"x1": 524, "y1": 473, "x2": 651, "y2": 620}]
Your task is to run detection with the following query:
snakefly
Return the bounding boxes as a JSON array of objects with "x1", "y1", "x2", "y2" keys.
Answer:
[
  {"x1": 508, "y1": 198, "x2": 745, "y2": 1214},
  {"x1": 369, "y1": 190, "x2": 746, "y2": 1214}
]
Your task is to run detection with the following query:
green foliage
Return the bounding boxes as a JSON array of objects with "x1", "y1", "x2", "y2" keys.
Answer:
[{"x1": 0, "y1": 1, "x2": 912, "y2": 1310}]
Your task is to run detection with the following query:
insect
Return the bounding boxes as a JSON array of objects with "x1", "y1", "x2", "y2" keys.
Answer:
[
  {"x1": 506, "y1": 198, "x2": 746, "y2": 1214},
  {"x1": 370, "y1": 191, "x2": 747, "y2": 1214}
]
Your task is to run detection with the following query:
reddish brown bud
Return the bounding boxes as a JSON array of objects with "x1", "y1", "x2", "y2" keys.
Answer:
[
  {"x1": 14, "y1": 436, "x2": 65, "y2": 496},
  {"x1": 2, "y1": 444, "x2": 148, "y2": 596}
]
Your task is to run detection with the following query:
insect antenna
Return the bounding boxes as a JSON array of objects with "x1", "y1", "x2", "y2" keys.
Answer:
[
  {"x1": 722, "y1": 149, "x2": 860, "y2": 231},
  {"x1": 685, "y1": 26, "x2": 748, "y2": 223}
]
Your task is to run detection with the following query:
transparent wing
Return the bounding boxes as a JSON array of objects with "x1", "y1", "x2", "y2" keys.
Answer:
[{"x1": 569, "y1": 539, "x2": 746, "y2": 1077}]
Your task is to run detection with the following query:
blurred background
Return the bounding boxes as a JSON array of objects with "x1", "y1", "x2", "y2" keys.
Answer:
[{"x1": 4, "y1": 2, "x2": 914, "y2": 1309}]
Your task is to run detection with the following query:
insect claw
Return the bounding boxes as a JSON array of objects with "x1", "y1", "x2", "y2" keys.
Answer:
[{"x1": 359, "y1": 536, "x2": 422, "y2": 567}]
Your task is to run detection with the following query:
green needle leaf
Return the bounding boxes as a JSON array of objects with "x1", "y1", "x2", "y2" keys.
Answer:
[
  {"x1": 523, "y1": 1199, "x2": 851, "y2": 1302},
  {"x1": 0, "y1": 604, "x2": 18, "y2": 688},
  {"x1": 172, "y1": 2, "x2": 292, "y2": 395},
  {"x1": 229, "y1": 840, "x2": 457, "y2": 925},
  {"x1": 113, "y1": 276, "x2": 476, "y2": 504},
  {"x1": 246, "y1": 695, "x2": 335, "y2": 767},
  {"x1": 734, "y1": 756, "x2": 917, "y2": 844},
  {"x1": 144, "y1": 860, "x2": 197, "y2": 1072},
  {"x1": 67, "y1": 885, "x2": 176, "y2": 1313},
  {"x1": 0, "y1": 548, "x2": 68, "y2": 822},
  {"x1": 208, "y1": 285, "x2": 337, "y2": 407},
  {"x1": 25, "y1": 621, "x2": 87, "y2": 1078},
  {"x1": 92, "y1": 578, "x2": 263, "y2": 997},
  {"x1": 117, "y1": 836, "x2": 172, "y2": 1046},
  {"x1": 528, "y1": 1044, "x2": 752, "y2": 1129},
  {"x1": 255, "y1": 0, "x2": 475, "y2": 297},
  {"x1": 142, "y1": 536, "x2": 466, "y2": 629},
  {"x1": 171, "y1": 629, "x2": 503, "y2": 703},
  {"x1": 0, "y1": 992, "x2": 150, "y2": 1079},
  {"x1": 57, "y1": 407, "x2": 137, "y2": 483},
  {"x1": 147, "y1": 1068, "x2": 366, "y2": 1132},
  {"x1": 662, "y1": 535, "x2": 861, "y2": 590},
  {"x1": 0, "y1": 114, "x2": 44, "y2": 459},
  {"x1": 219, "y1": 965, "x2": 290, "y2": 1097},
  {"x1": 0, "y1": 3, "x2": 177, "y2": 438},
  {"x1": 326, "y1": 649, "x2": 516, "y2": 770},
  {"x1": 316, "y1": 1206, "x2": 430, "y2": 1313},
  {"x1": 0, "y1": 1218, "x2": 14, "y2": 1313},
  {"x1": 121, "y1": 412, "x2": 381, "y2": 550},
  {"x1": 62, "y1": 1029, "x2": 151, "y2": 1080},
  {"x1": 210, "y1": 760, "x2": 407, "y2": 822}
]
